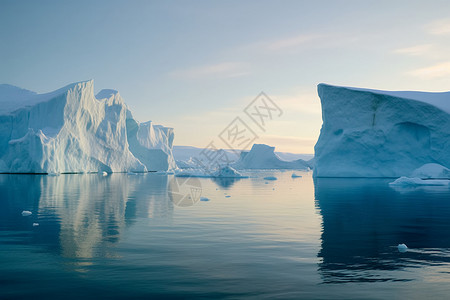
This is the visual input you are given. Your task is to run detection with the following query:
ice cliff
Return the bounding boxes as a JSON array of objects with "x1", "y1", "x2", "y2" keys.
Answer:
[
  {"x1": 233, "y1": 144, "x2": 311, "y2": 170},
  {"x1": 314, "y1": 84, "x2": 450, "y2": 177},
  {"x1": 0, "y1": 80, "x2": 175, "y2": 173}
]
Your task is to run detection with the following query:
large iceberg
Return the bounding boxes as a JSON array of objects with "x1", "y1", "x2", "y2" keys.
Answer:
[
  {"x1": 232, "y1": 144, "x2": 311, "y2": 170},
  {"x1": 0, "y1": 80, "x2": 175, "y2": 173},
  {"x1": 314, "y1": 84, "x2": 450, "y2": 177}
]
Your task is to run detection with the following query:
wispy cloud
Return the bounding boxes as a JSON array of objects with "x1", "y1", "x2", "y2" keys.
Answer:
[
  {"x1": 408, "y1": 61, "x2": 450, "y2": 79},
  {"x1": 393, "y1": 44, "x2": 434, "y2": 56},
  {"x1": 425, "y1": 18, "x2": 450, "y2": 35},
  {"x1": 169, "y1": 62, "x2": 250, "y2": 79}
]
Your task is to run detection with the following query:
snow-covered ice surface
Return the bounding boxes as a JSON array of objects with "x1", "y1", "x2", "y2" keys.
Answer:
[
  {"x1": 0, "y1": 80, "x2": 175, "y2": 173},
  {"x1": 232, "y1": 144, "x2": 311, "y2": 170},
  {"x1": 314, "y1": 84, "x2": 450, "y2": 177}
]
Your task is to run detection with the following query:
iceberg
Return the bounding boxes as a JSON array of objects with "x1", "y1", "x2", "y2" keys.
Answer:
[
  {"x1": 232, "y1": 144, "x2": 311, "y2": 170},
  {"x1": 314, "y1": 84, "x2": 450, "y2": 177},
  {"x1": 0, "y1": 80, "x2": 175, "y2": 173},
  {"x1": 389, "y1": 176, "x2": 450, "y2": 186},
  {"x1": 410, "y1": 163, "x2": 450, "y2": 179}
]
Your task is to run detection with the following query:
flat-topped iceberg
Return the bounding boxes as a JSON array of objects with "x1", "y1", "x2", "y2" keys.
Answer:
[
  {"x1": 314, "y1": 84, "x2": 450, "y2": 177},
  {"x1": 232, "y1": 144, "x2": 311, "y2": 170},
  {"x1": 0, "y1": 80, "x2": 175, "y2": 173}
]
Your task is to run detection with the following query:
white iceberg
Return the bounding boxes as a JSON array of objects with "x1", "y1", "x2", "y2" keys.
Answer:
[
  {"x1": 232, "y1": 144, "x2": 311, "y2": 170},
  {"x1": 397, "y1": 243, "x2": 408, "y2": 253},
  {"x1": 175, "y1": 165, "x2": 247, "y2": 178},
  {"x1": 410, "y1": 163, "x2": 450, "y2": 179},
  {"x1": 0, "y1": 81, "x2": 175, "y2": 173},
  {"x1": 389, "y1": 176, "x2": 450, "y2": 186},
  {"x1": 314, "y1": 84, "x2": 450, "y2": 177}
]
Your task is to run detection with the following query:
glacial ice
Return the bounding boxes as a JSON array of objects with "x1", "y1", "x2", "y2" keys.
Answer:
[
  {"x1": 0, "y1": 80, "x2": 175, "y2": 173},
  {"x1": 397, "y1": 243, "x2": 408, "y2": 253},
  {"x1": 389, "y1": 176, "x2": 450, "y2": 186},
  {"x1": 175, "y1": 165, "x2": 247, "y2": 178},
  {"x1": 232, "y1": 144, "x2": 311, "y2": 170},
  {"x1": 314, "y1": 84, "x2": 450, "y2": 177},
  {"x1": 410, "y1": 163, "x2": 450, "y2": 179}
]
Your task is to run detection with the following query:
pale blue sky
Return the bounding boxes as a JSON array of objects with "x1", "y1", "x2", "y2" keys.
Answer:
[{"x1": 1, "y1": 0, "x2": 450, "y2": 153}]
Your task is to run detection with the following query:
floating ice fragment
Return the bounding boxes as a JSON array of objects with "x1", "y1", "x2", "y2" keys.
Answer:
[
  {"x1": 32, "y1": 223, "x2": 39, "y2": 227},
  {"x1": 21, "y1": 211, "x2": 32, "y2": 216},
  {"x1": 102, "y1": 171, "x2": 108, "y2": 176},
  {"x1": 263, "y1": 176, "x2": 277, "y2": 180},
  {"x1": 389, "y1": 176, "x2": 450, "y2": 186},
  {"x1": 200, "y1": 197, "x2": 209, "y2": 202},
  {"x1": 398, "y1": 243, "x2": 408, "y2": 253},
  {"x1": 225, "y1": 195, "x2": 231, "y2": 198}
]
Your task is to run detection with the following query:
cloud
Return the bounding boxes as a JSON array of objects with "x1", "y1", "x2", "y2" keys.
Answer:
[
  {"x1": 169, "y1": 62, "x2": 250, "y2": 79},
  {"x1": 408, "y1": 61, "x2": 450, "y2": 79},
  {"x1": 425, "y1": 18, "x2": 450, "y2": 35},
  {"x1": 393, "y1": 44, "x2": 434, "y2": 56}
]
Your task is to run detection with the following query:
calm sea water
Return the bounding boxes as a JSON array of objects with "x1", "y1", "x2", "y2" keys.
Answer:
[{"x1": 1, "y1": 171, "x2": 450, "y2": 299}]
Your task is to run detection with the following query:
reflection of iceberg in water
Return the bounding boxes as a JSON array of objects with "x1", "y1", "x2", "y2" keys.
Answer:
[
  {"x1": 211, "y1": 177, "x2": 242, "y2": 189},
  {"x1": 314, "y1": 178, "x2": 450, "y2": 283},
  {"x1": 35, "y1": 174, "x2": 174, "y2": 263}
]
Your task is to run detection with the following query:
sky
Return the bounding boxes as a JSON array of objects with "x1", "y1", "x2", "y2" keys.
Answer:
[{"x1": 1, "y1": 0, "x2": 450, "y2": 154}]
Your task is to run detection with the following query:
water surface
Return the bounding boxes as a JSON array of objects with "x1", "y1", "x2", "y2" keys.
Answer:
[{"x1": 1, "y1": 172, "x2": 450, "y2": 299}]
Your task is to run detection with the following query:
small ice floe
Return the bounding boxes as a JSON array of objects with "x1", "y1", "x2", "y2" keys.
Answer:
[
  {"x1": 389, "y1": 176, "x2": 450, "y2": 186},
  {"x1": 200, "y1": 197, "x2": 210, "y2": 202},
  {"x1": 398, "y1": 243, "x2": 408, "y2": 253},
  {"x1": 291, "y1": 173, "x2": 302, "y2": 178},
  {"x1": 32, "y1": 223, "x2": 39, "y2": 227},
  {"x1": 263, "y1": 176, "x2": 277, "y2": 181},
  {"x1": 21, "y1": 211, "x2": 32, "y2": 216},
  {"x1": 102, "y1": 171, "x2": 108, "y2": 176}
]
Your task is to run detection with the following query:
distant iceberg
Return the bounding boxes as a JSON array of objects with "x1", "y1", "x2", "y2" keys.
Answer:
[
  {"x1": 314, "y1": 84, "x2": 450, "y2": 177},
  {"x1": 0, "y1": 81, "x2": 175, "y2": 173},
  {"x1": 232, "y1": 144, "x2": 311, "y2": 170},
  {"x1": 389, "y1": 176, "x2": 450, "y2": 186}
]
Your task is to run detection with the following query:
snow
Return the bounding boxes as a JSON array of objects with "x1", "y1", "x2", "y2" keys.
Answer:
[
  {"x1": 314, "y1": 84, "x2": 450, "y2": 177},
  {"x1": 347, "y1": 85, "x2": 450, "y2": 114},
  {"x1": 0, "y1": 80, "x2": 175, "y2": 173},
  {"x1": 410, "y1": 163, "x2": 450, "y2": 179},
  {"x1": 389, "y1": 176, "x2": 450, "y2": 186},
  {"x1": 232, "y1": 144, "x2": 311, "y2": 170}
]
